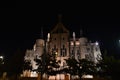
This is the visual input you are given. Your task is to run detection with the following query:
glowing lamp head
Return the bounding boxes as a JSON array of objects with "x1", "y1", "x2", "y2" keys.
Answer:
[{"x1": 0, "y1": 56, "x2": 3, "y2": 59}]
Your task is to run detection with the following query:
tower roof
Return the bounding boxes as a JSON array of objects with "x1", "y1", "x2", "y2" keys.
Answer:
[{"x1": 51, "y1": 14, "x2": 69, "y2": 33}]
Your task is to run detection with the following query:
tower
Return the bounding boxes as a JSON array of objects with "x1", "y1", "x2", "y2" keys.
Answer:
[
  {"x1": 50, "y1": 14, "x2": 70, "y2": 67},
  {"x1": 23, "y1": 15, "x2": 102, "y2": 79},
  {"x1": 34, "y1": 27, "x2": 45, "y2": 56}
]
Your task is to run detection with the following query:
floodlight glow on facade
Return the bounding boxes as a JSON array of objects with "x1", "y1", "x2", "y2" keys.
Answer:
[{"x1": 95, "y1": 41, "x2": 99, "y2": 45}]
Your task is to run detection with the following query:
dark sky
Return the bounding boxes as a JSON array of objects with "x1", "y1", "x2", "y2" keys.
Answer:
[{"x1": 0, "y1": 8, "x2": 120, "y2": 58}]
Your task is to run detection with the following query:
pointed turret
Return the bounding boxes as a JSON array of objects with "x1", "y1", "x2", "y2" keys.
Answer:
[
  {"x1": 79, "y1": 28, "x2": 88, "y2": 46},
  {"x1": 40, "y1": 27, "x2": 44, "y2": 39},
  {"x1": 35, "y1": 26, "x2": 45, "y2": 56}
]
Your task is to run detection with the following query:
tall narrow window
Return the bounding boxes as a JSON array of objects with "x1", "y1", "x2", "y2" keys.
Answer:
[
  {"x1": 63, "y1": 37, "x2": 64, "y2": 40},
  {"x1": 63, "y1": 45, "x2": 65, "y2": 49},
  {"x1": 95, "y1": 47, "x2": 98, "y2": 51},
  {"x1": 54, "y1": 45, "x2": 56, "y2": 49}
]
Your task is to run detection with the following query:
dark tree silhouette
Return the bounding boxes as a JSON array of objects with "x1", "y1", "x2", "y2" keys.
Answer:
[
  {"x1": 34, "y1": 51, "x2": 60, "y2": 80},
  {"x1": 65, "y1": 58, "x2": 96, "y2": 80},
  {"x1": 23, "y1": 60, "x2": 32, "y2": 71},
  {"x1": 77, "y1": 59, "x2": 96, "y2": 80},
  {"x1": 3, "y1": 49, "x2": 25, "y2": 79},
  {"x1": 96, "y1": 53, "x2": 120, "y2": 80}
]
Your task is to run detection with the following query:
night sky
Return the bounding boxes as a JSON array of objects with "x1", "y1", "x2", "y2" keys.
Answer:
[{"x1": 0, "y1": 8, "x2": 120, "y2": 58}]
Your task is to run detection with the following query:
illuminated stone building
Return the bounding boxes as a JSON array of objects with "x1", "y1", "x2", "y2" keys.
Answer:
[{"x1": 23, "y1": 15, "x2": 102, "y2": 79}]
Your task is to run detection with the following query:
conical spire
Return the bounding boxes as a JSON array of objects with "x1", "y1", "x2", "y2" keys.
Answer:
[
  {"x1": 51, "y1": 14, "x2": 69, "y2": 34},
  {"x1": 58, "y1": 14, "x2": 62, "y2": 23},
  {"x1": 40, "y1": 27, "x2": 43, "y2": 39},
  {"x1": 80, "y1": 29, "x2": 83, "y2": 37}
]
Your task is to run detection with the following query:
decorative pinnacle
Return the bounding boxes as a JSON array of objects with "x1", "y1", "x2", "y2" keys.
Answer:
[
  {"x1": 47, "y1": 33, "x2": 50, "y2": 42},
  {"x1": 73, "y1": 32, "x2": 76, "y2": 41}
]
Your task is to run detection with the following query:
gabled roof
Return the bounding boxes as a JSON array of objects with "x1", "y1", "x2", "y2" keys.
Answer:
[
  {"x1": 51, "y1": 22, "x2": 69, "y2": 33},
  {"x1": 51, "y1": 14, "x2": 69, "y2": 34}
]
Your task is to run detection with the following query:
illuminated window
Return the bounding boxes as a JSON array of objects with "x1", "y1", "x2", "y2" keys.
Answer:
[
  {"x1": 71, "y1": 42, "x2": 73, "y2": 45},
  {"x1": 76, "y1": 42, "x2": 80, "y2": 45}
]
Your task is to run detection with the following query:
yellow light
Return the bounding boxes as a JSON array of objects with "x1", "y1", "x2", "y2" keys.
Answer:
[
  {"x1": 76, "y1": 42, "x2": 80, "y2": 45},
  {"x1": 71, "y1": 42, "x2": 74, "y2": 45},
  {"x1": 82, "y1": 75, "x2": 93, "y2": 78},
  {"x1": 55, "y1": 52, "x2": 58, "y2": 54}
]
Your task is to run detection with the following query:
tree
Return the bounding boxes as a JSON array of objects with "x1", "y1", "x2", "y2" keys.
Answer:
[
  {"x1": 4, "y1": 49, "x2": 25, "y2": 79},
  {"x1": 77, "y1": 59, "x2": 96, "y2": 80},
  {"x1": 65, "y1": 58, "x2": 96, "y2": 80},
  {"x1": 34, "y1": 51, "x2": 60, "y2": 80},
  {"x1": 96, "y1": 52, "x2": 120, "y2": 80},
  {"x1": 23, "y1": 60, "x2": 32, "y2": 71},
  {"x1": 64, "y1": 58, "x2": 78, "y2": 79}
]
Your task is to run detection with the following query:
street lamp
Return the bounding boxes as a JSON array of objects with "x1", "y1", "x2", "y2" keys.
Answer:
[
  {"x1": 0, "y1": 56, "x2": 3, "y2": 59},
  {"x1": 119, "y1": 40, "x2": 120, "y2": 47}
]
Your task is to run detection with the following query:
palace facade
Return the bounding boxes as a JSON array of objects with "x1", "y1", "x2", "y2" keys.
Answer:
[{"x1": 23, "y1": 15, "x2": 102, "y2": 79}]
